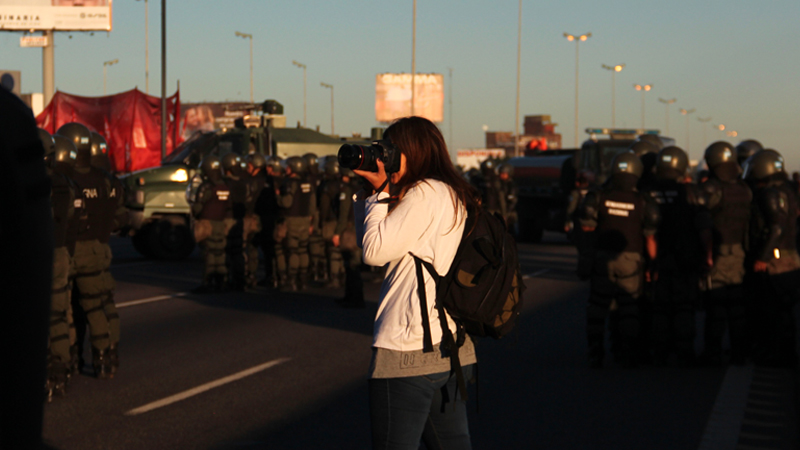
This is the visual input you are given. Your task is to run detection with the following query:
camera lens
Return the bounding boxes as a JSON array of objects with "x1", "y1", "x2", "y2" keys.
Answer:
[{"x1": 338, "y1": 144, "x2": 379, "y2": 172}]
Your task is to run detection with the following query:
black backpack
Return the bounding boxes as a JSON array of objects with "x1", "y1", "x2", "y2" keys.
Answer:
[{"x1": 412, "y1": 207, "x2": 526, "y2": 402}]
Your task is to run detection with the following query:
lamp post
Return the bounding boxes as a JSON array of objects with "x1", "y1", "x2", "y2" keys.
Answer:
[
  {"x1": 658, "y1": 98, "x2": 676, "y2": 135},
  {"x1": 633, "y1": 84, "x2": 652, "y2": 129},
  {"x1": 321, "y1": 82, "x2": 334, "y2": 135},
  {"x1": 136, "y1": 0, "x2": 149, "y2": 93},
  {"x1": 411, "y1": 0, "x2": 416, "y2": 116},
  {"x1": 513, "y1": 0, "x2": 522, "y2": 157},
  {"x1": 103, "y1": 59, "x2": 119, "y2": 95},
  {"x1": 448, "y1": 67, "x2": 453, "y2": 153},
  {"x1": 292, "y1": 60, "x2": 307, "y2": 127},
  {"x1": 235, "y1": 31, "x2": 254, "y2": 103},
  {"x1": 564, "y1": 32, "x2": 591, "y2": 147},
  {"x1": 697, "y1": 117, "x2": 712, "y2": 149},
  {"x1": 679, "y1": 108, "x2": 696, "y2": 152},
  {"x1": 601, "y1": 63, "x2": 625, "y2": 128}
]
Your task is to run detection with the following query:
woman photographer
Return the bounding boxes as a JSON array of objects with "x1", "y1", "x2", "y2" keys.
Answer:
[{"x1": 353, "y1": 116, "x2": 478, "y2": 450}]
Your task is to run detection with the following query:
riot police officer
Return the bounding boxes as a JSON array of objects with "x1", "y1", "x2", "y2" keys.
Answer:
[
  {"x1": 277, "y1": 156, "x2": 314, "y2": 291},
  {"x1": 89, "y1": 132, "x2": 127, "y2": 376},
  {"x1": 192, "y1": 156, "x2": 232, "y2": 292},
  {"x1": 57, "y1": 122, "x2": 116, "y2": 379},
  {"x1": 736, "y1": 139, "x2": 763, "y2": 168},
  {"x1": 578, "y1": 151, "x2": 660, "y2": 368},
  {"x1": 304, "y1": 153, "x2": 326, "y2": 283},
  {"x1": 318, "y1": 158, "x2": 343, "y2": 287},
  {"x1": 474, "y1": 159, "x2": 506, "y2": 217},
  {"x1": 222, "y1": 153, "x2": 248, "y2": 291},
  {"x1": 631, "y1": 140, "x2": 660, "y2": 193},
  {"x1": 699, "y1": 141, "x2": 752, "y2": 365},
  {"x1": 646, "y1": 146, "x2": 712, "y2": 366},
  {"x1": 333, "y1": 167, "x2": 364, "y2": 308},
  {"x1": 42, "y1": 129, "x2": 74, "y2": 399},
  {"x1": 256, "y1": 156, "x2": 282, "y2": 287},
  {"x1": 744, "y1": 149, "x2": 800, "y2": 368},
  {"x1": 244, "y1": 153, "x2": 267, "y2": 288},
  {"x1": 497, "y1": 163, "x2": 518, "y2": 233}
]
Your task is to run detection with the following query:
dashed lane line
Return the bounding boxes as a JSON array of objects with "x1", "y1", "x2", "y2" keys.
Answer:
[
  {"x1": 124, "y1": 358, "x2": 291, "y2": 416},
  {"x1": 697, "y1": 365, "x2": 754, "y2": 450},
  {"x1": 522, "y1": 269, "x2": 550, "y2": 279},
  {"x1": 116, "y1": 292, "x2": 188, "y2": 309}
]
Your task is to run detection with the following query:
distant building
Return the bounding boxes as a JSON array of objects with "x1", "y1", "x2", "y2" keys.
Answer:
[{"x1": 485, "y1": 115, "x2": 562, "y2": 157}]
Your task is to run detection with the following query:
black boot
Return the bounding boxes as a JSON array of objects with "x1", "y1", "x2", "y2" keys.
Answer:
[
  {"x1": 92, "y1": 348, "x2": 111, "y2": 380},
  {"x1": 108, "y1": 345, "x2": 119, "y2": 378}
]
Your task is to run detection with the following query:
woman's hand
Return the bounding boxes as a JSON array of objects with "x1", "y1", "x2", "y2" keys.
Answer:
[{"x1": 354, "y1": 159, "x2": 389, "y2": 194}]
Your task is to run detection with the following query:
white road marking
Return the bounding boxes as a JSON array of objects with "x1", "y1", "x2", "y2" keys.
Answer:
[
  {"x1": 125, "y1": 358, "x2": 291, "y2": 416},
  {"x1": 523, "y1": 269, "x2": 550, "y2": 279},
  {"x1": 117, "y1": 292, "x2": 188, "y2": 309},
  {"x1": 696, "y1": 365, "x2": 754, "y2": 450}
]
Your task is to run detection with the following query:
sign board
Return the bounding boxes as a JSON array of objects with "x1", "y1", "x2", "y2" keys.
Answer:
[
  {"x1": 375, "y1": 73, "x2": 444, "y2": 123},
  {"x1": 20, "y1": 35, "x2": 49, "y2": 47},
  {"x1": 0, "y1": 0, "x2": 113, "y2": 31},
  {"x1": 456, "y1": 148, "x2": 506, "y2": 170},
  {"x1": 180, "y1": 102, "x2": 253, "y2": 140}
]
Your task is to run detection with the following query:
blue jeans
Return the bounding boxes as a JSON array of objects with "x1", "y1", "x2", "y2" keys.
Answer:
[{"x1": 369, "y1": 365, "x2": 473, "y2": 450}]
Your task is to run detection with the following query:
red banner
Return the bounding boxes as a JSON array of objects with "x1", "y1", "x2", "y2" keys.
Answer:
[{"x1": 36, "y1": 89, "x2": 182, "y2": 173}]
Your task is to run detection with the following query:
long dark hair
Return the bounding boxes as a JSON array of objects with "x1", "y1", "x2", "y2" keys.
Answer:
[{"x1": 384, "y1": 116, "x2": 478, "y2": 223}]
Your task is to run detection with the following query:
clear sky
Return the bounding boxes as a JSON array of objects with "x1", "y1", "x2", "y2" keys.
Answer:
[{"x1": 3, "y1": 0, "x2": 799, "y2": 167}]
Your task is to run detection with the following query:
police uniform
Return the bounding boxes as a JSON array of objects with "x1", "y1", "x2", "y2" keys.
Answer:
[
  {"x1": 579, "y1": 153, "x2": 660, "y2": 367},
  {"x1": 646, "y1": 146, "x2": 711, "y2": 365},
  {"x1": 194, "y1": 177, "x2": 232, "y2": 290},
  {"x1": 699, "y1": 142, "x2": 752, "y2": 365},
  {"x1": 277, "y1": 168, "x2": 314, "y2": 291},
  {"x1": 336, "y1": 178, "x2": 364, "y2": 307},
  {"x1": 225, "y1": 171, "x2": 249, "y2": 291},
  {"x1": 499, "y1": 177, "x2": 518, "y2": 232},
  {"x1": 319, "y1": 175, "x2": 345, "y2": 286},
  {"x1": 255, "y1": 172, "x2": 281, "y2": 287},
  {"x1": 746, "y1": 150, "x2": 800, "y2": 367},
  {"x1": 244, "y1": 171, "x2": 265, "y2": 288}
]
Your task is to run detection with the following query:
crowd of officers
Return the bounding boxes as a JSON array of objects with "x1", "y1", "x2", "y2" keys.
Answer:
[
  {"x1": 189, "y1": 151, "x2": 365, "y2": 308},
  {"x1": 40, "y1": 122, "x2": 128, "y2": 401},
  {"x1": 571, "y1": 137, "x2": 799, "y2": 369}
]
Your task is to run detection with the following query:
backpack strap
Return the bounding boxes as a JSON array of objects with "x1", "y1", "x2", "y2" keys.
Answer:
[{"x1": 412, "y1": 254, "x2": 469, "y2": 404}]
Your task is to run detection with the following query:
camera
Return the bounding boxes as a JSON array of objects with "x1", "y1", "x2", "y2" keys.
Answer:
[{"x1": 338, "y1": 140, "x2": 401, "y2": 173}]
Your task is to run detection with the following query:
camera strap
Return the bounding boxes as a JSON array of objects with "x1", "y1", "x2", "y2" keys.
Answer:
[{"x1": 375, "y1": 178, "x2": 397, "y2": 204}]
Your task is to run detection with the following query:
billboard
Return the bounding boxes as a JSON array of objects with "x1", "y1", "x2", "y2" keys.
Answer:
[
  {"x1": 180, "y1": 102, "x2": 253, "y2": 140},
  {"x1": 376, "y1": 73, "x2": 443, "y2": 123},
  {"x1": 456, "y1": 149, "x2": 507, "y2": 170},
  {"x1": 0, "y1": 0, "x2": 112, "y2": 31}
]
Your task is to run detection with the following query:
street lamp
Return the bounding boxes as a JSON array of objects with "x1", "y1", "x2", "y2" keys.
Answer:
[
  {"x1": 658, "y1": 98, "x2": 676, "y2": 135},
  {"x1": 103, "y1": 59, "x2": 119, "y2": 95},
  {"x1": 136, "y1": 0, "x2": 149, "y2": 93},
  {"x1": 235, "y1": 31, "x2": 254, "y2": 103},
  {"x1": 320, "y1": 82, "x2": 334, "y2": 135},
  {"x1": 601, "y1": 63, "x2": 625, "y2": 127},
  {"x1": 292, "y1": 60, "x2": 307, "y2": 128},
  {"x1": 564, "y1": 32, "x2": 591, "y2": 147},
  {"x1": 633, "y1": 84, "x2": 652, "y2": 129},
  {"x1": 679, "y1": 108, "x2": 696, "y2": 152},
  {"x1": 514, "y1": 0, "x2": 522, "y2": 157},
  {"x1": 698, "y1": 117, "x2": 712, "y2": 149}
]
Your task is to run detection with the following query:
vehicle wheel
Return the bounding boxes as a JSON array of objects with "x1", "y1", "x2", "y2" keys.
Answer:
[
  {"x1": 131, "y1": 224, "x2": 156, "y2": 258},
  {"x1": 148, "y1": 218, "x2": 195, "y2": 260}
]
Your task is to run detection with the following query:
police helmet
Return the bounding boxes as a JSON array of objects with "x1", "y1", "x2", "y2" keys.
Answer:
[
  {"x1": 480, "y1": 159, "x2": 497, "y2": 176},
  {"x1": 56, "y1": 122, "x2": 92, "y2": 154},
  {"x1": 743, "y1": 149, "x2": 785, "y2": 181},
  {"x1": 200, "y1": 155, "x2": 222, "y2": 180},
  {"x1": 611, "y1": 151, "x2": 644, "y2": 178},
  {"x1": 497, "y1": 163, "x2": 514, "y2": 177},
  {"x1": 656, "y1": 146, "x2": 689, "y2": 178},
  {"x1": 704, "y1": 141, "x2": 737, "y2": 169},
  {"x1": 52, "y1": 135, "x2": 77, "y2": 168},
  {"x1": 285, "y1": 156, "x2": 307, "y2": 175},
  {"x1": 635, "y1": 134, "x2": 665, "y2": 151},
  {"x1": 246, "y1": 153, "x2": 267, "y2": 171},
  {"x1": 90, "y1": 132, "x2": 108, "y2": 156},
  {"x1": 323, "y1": 156, "x2": 340, "y2": 178},
  {"x1": 266, "y1": 156, "x2": 283, "y2": 175},
  {"x1": 735, "y1": 139, "x2": 763, "y2": 166},
  {"x1": 39, "y1": 128, "x2": 54, "y2": 156},
  {"x1": 221, "y1": 153, "x2": 244, "y2": 175},
  {"x1": 303, "y1": 153, "x2": 319, "y2": 175},
  {"x1": 629, "y1": 140, "x2": 659, "y2": 157}
]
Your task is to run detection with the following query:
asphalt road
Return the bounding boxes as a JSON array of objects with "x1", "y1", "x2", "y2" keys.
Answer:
[{"x1": 41, "y1": 234, "x2": 799, "y2": 449}]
